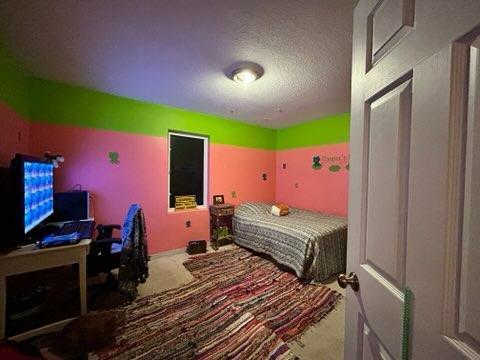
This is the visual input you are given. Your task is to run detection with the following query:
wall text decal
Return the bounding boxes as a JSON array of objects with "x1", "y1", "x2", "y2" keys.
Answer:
[{"x1": 313, "y1": 154, "x2": 349, "y2": 172}]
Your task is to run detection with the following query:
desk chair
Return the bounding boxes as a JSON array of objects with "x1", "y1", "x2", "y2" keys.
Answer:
[
  {"x1": 87, "y1": 204, "x2": 149, "y2": 300},
  {"x1": 87, "y1": 224, "x2": 122, "y2": 277}
]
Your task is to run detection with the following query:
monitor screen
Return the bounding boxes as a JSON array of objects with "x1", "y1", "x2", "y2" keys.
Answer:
[{"x1": 24, "y1": 161, "x2": 54, "y2": 233}]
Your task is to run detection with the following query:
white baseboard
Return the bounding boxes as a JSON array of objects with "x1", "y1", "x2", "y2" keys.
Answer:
[
  {"x1": 149, "y1": 241, "x2": 236, "y2": 260},
  {"x1": 149, "y1": 247, "x2": 186, "y2": 259}
]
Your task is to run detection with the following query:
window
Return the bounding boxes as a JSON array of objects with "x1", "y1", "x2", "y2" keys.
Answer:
[{"x1": 168, "y1": 132, "x2": 208, "y2": 209}]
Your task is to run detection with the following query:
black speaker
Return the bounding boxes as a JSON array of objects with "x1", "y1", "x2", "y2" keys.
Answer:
[
  {"x1": 52, "y1": 191, "x2": 91, "y2": 221},
  {"x1": 186, "y1": 240, "x2": 207, "y2": 255}
]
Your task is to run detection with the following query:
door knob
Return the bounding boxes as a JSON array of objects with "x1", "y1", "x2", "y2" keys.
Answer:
[{"x1": 337, "y1": 272, "x2": 360, "y2": 292}]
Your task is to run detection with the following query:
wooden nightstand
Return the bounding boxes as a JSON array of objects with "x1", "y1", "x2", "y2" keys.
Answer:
[{"x1": 209, "y1": 204, "x2": 235, "y2": 250}]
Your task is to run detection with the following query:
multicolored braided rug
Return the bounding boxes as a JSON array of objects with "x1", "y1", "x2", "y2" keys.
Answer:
[{"x1": 95, "y1": 247, "x2": 341, "y2": 360}]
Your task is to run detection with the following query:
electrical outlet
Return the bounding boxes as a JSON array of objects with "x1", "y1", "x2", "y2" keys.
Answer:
[
  {"x1": 262, "y1": 173, "x2": 267, "y2": 181},
  {"x1": 186, "y1": 220, "x2": 191, "y2": 228},
  {"x1": 231, "y1": 190, "x2": 236, "y2": 198},
  {"x1": 282, "y1": 163, "x2": 286, "y2": 169}
]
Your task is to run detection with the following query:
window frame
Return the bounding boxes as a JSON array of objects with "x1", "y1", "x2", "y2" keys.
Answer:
[{"x1": 167, "y1": 131, "x2": 209, "y2": 211}]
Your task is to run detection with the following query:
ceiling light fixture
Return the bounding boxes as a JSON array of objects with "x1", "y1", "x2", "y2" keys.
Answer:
[
  {"x1": 231, "y1": 68, "x2": 258, "y2": 85},
  {"x1": 226, "y1": 62, "x2": 264, "y2": 85},
  {"x1": 229, "y1": 62, "x2": 266, "y2": 86}
]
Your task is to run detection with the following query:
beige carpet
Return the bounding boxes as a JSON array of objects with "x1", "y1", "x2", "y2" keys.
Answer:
[{"x1": 138, "y1": 245, "x2": 345, "y2": 360}]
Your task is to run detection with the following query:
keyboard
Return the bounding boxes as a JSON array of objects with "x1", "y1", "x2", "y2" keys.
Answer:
[
  {"x1": 57, "y1": 220, "x2": 95, "y2": 238},
  {"x1": 40, "y1": 220, "x2": 94, "y2": 248}
]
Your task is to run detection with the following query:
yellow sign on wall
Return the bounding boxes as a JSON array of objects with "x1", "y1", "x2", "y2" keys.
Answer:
[{"x1": 174, "y1": 195, "x2": 197, "y2": 210}]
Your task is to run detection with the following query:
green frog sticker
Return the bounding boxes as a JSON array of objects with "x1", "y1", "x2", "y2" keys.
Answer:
[{"x1": 312, "y1": 156, "x2": 322, "y2": 170}]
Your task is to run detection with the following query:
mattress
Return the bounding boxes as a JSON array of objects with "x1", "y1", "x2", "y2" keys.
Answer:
[{"x1": 233, "y1": 203, "x2": 347, "y2": 282}]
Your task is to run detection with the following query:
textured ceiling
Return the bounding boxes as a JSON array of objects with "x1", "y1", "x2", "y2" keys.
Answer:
[{"x1": 0, "y1": 0, "x2": 355, "y2": 128}]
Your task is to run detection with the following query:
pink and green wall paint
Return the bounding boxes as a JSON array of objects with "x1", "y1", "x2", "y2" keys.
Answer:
[
  {"x1": 276, "y1": 113, "x2": 350, "y2": 217},
  {"x1": 0, "y1": 42, "x2": 349, "y2": 254},
  {"x1": 0, "y1": 43, "x2": 30, "y2": 166}
]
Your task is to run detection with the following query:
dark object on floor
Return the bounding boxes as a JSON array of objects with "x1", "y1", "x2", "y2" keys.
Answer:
[
  {"x1": 186, "y1": 240, "x2": 207, "y2": 254},
  {"x1": 0, "y1": 341, "x2": 41, "y2": 359},
  {"x1": 7, "y1": 287, "x2": 46, "y2": 335},
  {"x1": 87, "y1": 204, "x2": 149, "y2": 301},
  {"x1": 90, "y1": 247, "x2": 340, "y2": 359},
  {"x1": 55, "y1": 310, "x2": 125, "y2": 356},
  {"x1": 216, "y1": 235, "x2": 233, "y2": 248}
]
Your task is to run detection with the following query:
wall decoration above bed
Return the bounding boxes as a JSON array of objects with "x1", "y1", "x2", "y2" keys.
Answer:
[
  {"x1": 312, "y1": 156, "x2": 322, "y2": 170},
  {"x1": 277, "y1": 143, "x2": 349, "y2": 216},
  {"x1": 329, "y1": 164, "x2": 341, "y2": 172},
  {"x1": 315, "y1": 154, "x2": 349, "y2": 169},
  {"x1": 312, "y1": 154, "x2": 349, "y2": 172}
]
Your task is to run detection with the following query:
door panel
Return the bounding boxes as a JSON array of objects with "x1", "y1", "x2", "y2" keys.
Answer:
[
  {"x1": 362, "y1": 321, "x2": 394, "y2": 360},
  {"x1": 363, "y1": 0, "x2": 480, "y2": 101},
  {"x1": 358, "y1": 266, "x2": 404, "y2": 359},
  {"x1": 406, "y1": 44, "x2": 458, "y2": 359},
  {"x1": 460, "y1": 38, "x2": 480, "y2": 349},
  {"x1": 347, "y1": 1, "x2": 480, "y2": 359},
  {"x1": 365, "y1": 79, "x2": 411, "y2": 285},
  {"x1": 443, "y1": 36, "x2": 480, "y2": 358},
  {"x1": 368, "y1": 0, "x2": 415, "y2": 67}
]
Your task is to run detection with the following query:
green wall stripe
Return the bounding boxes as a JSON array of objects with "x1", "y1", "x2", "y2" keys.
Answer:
[
  {"x1": 0, "y1": 41, "x2": 30, "y2": 117},
  {"x1": 276, "y1": 113, "x2": 350, "y2": 149},
  {"x1": 28, "y1": 78, "x2": 277, "y2": 150},
  {"x1": 2, "y1": 40, "x2": 349, "y2": 150}
]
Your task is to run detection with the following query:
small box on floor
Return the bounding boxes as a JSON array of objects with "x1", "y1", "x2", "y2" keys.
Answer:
[{"x1": 186, "y1": 240, "x2": 207, "y2": 255}]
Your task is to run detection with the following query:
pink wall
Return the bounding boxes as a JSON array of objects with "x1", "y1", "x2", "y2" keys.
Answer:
[
  {"x1": 29, "y1": 123, "x2": 276, "y2": 253},
  {"x1": 210, "y1": 144, "x2": 275, "y2": 205},
  {"x1": 0, "y1": 101, "x2": 30, "y2": 167},
  {"x1": 276, "y1": 143, "x2": 349, "y2": 216},
  {"x1": 4, "y1": 111, "x2": 347, "y2": 253}
]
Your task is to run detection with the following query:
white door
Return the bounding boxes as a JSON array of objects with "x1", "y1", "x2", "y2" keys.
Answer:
[{"x1": 344, "y1": 1, "x2": 480, "y2": 359}]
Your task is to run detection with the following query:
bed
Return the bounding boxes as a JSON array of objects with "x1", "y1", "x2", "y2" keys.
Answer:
[{"x1": 233, "y1": 203, "x2": 347, "y2": 282}]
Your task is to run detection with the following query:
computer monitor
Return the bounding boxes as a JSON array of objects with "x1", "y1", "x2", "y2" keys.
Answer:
[{"x1": 10, "y1": 154, "x2": 54, "y2": 244}]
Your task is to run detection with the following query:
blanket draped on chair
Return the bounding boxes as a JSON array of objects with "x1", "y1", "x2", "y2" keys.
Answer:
[{"x1": 118, "y1": 204, "x2": 149, "y2": 300}]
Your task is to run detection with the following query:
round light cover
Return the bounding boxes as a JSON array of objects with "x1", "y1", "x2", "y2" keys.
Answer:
[{"x1": 231, "y1": 68, "x2": 258, "y2": 85}]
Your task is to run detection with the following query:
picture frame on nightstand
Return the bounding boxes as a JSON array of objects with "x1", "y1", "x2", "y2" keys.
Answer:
[{"x1": 213, "y1": 194, "x2": 224, "y2": 205}]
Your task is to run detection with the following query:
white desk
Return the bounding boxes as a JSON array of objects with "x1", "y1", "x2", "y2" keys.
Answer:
[{"x1": 0, "y1": 239, "x2": 91, "y2": 340}]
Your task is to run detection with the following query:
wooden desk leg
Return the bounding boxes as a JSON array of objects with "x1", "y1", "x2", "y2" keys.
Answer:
[
  {"x1": 0, "y1": 274, "x2": 6, "y2": 339},
  {"x1": 78, "y1": 253, "x2": 87, "y2": 315}
]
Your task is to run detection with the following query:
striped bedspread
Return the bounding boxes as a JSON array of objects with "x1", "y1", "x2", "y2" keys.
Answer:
[{"x1": 233, "y1": 203, "x2": 347, "y2": 282}]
